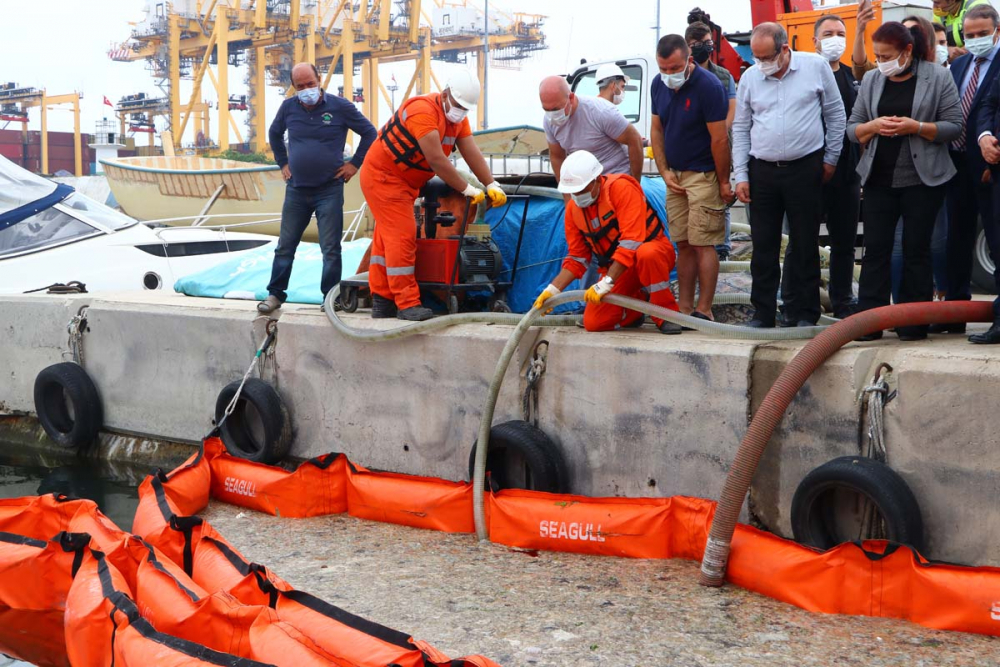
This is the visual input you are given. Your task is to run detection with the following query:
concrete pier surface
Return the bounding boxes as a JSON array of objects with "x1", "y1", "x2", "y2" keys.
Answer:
[
  {"x1": 2, "y1": 292, "x2": 1000, "y2": 566},
  {"x1": 202, "y1": 502, "x2": 1000, "y2": 666}
]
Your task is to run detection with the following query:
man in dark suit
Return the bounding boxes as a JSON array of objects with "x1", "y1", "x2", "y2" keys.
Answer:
[
  {"x1": 970, "y1": 10, "x2": 1000, "y2": 343},
  {"x1": 936, "y1": 5, "x2": 1000, "y2": 335}
]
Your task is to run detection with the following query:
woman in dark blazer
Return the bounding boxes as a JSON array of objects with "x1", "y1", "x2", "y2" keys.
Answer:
[{"x1": 847, "y1": 20, "x2": 963, "y2": 340}]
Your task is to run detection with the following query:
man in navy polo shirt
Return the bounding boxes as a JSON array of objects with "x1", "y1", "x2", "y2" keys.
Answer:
[
  {"x1": 649, "y1": 34, "x2": 732, "y2": 321},
  {"x1": 258, "y1": 62, "x2": 378, "y2": 313}
]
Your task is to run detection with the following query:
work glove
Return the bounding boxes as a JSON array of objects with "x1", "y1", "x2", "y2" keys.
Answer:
[
  {"x1": 485, "y1": 182, "x2": 507, "y2": 207},
  {"x1": 462, "y1": 183, "x2": 486, "y2": 206},
  {"x1": 584, "y1": 275, "x2": 614, "y2": 305},
  {"x1": 532, "y1": 283, "x2": 560, "y2": 313}
]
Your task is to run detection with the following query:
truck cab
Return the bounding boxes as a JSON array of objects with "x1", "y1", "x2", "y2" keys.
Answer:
[{"x1": 566, "y1": 56, "x2": 656, "y2": 142}]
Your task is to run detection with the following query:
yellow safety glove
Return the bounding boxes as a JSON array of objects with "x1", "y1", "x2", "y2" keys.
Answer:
[
  {"x1": 462, "y1": 183, "x2": 486, "y2": 206},
  {"x1": 584, "y1": 275, "x2": 614, "y2": 305},
  {"x1": 485, "y1": 182, "x2": 508, "y2": 207},
  {"x1": 644, "y1": 146, "x2": 655, "y2": 159},
  {"x1": 532, "y1": 283, "x2": 560, "y2": 313}
]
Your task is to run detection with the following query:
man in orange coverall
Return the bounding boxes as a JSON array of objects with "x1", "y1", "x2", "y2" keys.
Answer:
[
  {"x1": 360, "y1": 70, "x2": 507, "y2": 321},
  {"x1": 532, "y1": 150, "x2": 682, "y2": 333}
]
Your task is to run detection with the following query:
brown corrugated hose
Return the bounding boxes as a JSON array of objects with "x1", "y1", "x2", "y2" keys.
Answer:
[{"x1": 699, "y1": 300, "x2": 995, "y2": 587}]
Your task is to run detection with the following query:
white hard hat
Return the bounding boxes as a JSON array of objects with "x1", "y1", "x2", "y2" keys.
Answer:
[
  {"x1": 594, "y1": 63, "x2": 629, "y2": 88},
  {"x1": 446, "y1": 70, "x2": 480, "y2": 109},
  {"x1": 557, "y1": 150, "x2": 604, "y2": 193}
]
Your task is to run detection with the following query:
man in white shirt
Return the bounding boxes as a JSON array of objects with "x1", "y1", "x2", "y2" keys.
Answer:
[{"x1": 732, "y1": 22, "x2": 846, "y2": 328}]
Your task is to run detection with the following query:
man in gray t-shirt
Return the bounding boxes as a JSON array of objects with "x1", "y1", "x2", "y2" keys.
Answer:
[{"x1": 539, "y1": 75, "x2": 643, "y2": 182}]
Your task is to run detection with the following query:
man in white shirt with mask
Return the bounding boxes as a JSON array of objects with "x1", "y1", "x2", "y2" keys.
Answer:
[{"x1": 595, "y1": 63, "x2": 629, "y2": 107}]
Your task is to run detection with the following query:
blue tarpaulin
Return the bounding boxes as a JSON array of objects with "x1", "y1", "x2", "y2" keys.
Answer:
[
  {"x1": 486, "y1": 177, "x2": 674, "y2": 313},
  {"x1": 174, "y1": 238, "x2": 371, "y2": 304}
]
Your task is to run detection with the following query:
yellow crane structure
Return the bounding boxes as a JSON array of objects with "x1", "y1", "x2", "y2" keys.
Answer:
[
  {"x1": 0, "y1": 83, "x2": 83, "y2": 176},
  {"x1": 114, "y1": 93, "x2": 212, "y2": 149},
  {"x1": 110, "y1": 0, "x2": 546, "y2": 154}
]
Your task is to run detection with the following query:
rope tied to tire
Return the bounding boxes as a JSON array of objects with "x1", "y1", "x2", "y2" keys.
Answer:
[
  {"x1": 252, "y1": 317, "x2": 280, "y2": 390},
  {"x1": 65, "y1": 306, "x2": 89, "y2": 367},
  {"x1": 522, "y1": 340, "x2": 548, "y2": 427}
]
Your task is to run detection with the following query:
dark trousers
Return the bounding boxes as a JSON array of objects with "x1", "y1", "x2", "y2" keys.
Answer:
[
  {"x1": 858, "y1": 183, "x2": 946, "y2": 337},
  {"x1": 781, "y1": 175, "x2": 860, "y2": 318},
  {"x1": 945, "y1": 152, "x2": 993, "y2": 302},
  {"x1": 748, "y1": 151, "x2": 824, "y2": 325},
  {"x1": 267, "y1": 181, "x2": 344, "y2": 302},
  {"x1": 988, "y1": 176, "x2": 1000, "y2": 318}
]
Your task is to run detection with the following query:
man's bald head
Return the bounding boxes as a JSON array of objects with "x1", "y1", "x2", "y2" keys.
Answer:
[
  {"x1": 291, "y1": 63, "x2": 321, "y2": 90},
  {"x1": 538, "y1": 75, "x2": 572, "y2": 112}
]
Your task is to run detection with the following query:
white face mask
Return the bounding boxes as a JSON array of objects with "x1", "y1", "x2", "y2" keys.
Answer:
[
  {"x1": 966, "y1": 30, "x2": 998, "y2": 57},
  {"x1": 936, "y1": 44, "x2": 950, "y2": 66},
  {"x1": 445, "y1": 103, "x2": 468, "y2": 123},
  {"x1": 612, "y1": 91, "x2": 624, "y2": 105},
  {"x1": 571, "y1": 189, "x2": 597, "y2": 208},
  {"x1": 661, "y1": 66, "x2": 689, "y2": 91},
  {"x1": 758, "y1": 53, "x2": 783, "y2": 77},
  {"x1": 545, "y1": 105, "x2": 570, "y2": 126},
  {"x1": 297, "y1": 86, "x2": 321, "y2": 106},
  {"x1": 819, "y1": 36, "x2": 846, "y2": 61},
  {"x1": 877, "y1": 53, "x2": 908, "y2": 77}
]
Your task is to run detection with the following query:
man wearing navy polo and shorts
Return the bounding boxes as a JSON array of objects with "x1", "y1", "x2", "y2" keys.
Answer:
[
  {"x1": 649, "y1": 34, "x2": 734, "y2": 321},
  {"x1": 258, "y1": 62, "x2": 377, "y2": 314}
]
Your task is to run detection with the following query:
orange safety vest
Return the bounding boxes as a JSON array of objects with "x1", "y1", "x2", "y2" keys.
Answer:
[
  {"x1": 377, "y1": 93, "x2": 462, "y2": 176},
  {"x1": 567, "y1": 174, "x2": 664, "y2": 268}
]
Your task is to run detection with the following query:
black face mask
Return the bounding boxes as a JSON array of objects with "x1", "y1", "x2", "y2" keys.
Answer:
[{"x1": 692, "y1": 44, "x2": 713, "y2": 64}]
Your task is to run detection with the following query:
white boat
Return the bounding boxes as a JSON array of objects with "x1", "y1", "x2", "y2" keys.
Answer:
[
  {"x1": 0, "y1": 155, "x2": 273, "y2": 294},
  {"x1": 100, "y1": 156, "x2": 370, "y2": 242}
]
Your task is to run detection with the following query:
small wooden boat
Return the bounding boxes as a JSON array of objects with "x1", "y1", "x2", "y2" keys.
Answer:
[{"x1": 101, "y1": 156, "x2": 368, "y2": 242}]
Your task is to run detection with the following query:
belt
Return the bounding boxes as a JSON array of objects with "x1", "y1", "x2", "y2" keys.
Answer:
[{"x1": 752, "y1": 149, "x2": 823, "y2": 169}]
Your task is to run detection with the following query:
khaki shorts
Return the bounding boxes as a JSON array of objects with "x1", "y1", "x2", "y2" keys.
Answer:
[{"x1": 665, "y1": 170, "x2": 726, "y2": 247}]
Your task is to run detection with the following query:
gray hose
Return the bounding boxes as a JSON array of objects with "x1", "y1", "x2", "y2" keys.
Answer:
[
  {"x1": 468, "y1": 290, "x2": 829, "y2": 539},
  {"x1": 324, "y1": 273, "x2": 581, "y2": 339}
]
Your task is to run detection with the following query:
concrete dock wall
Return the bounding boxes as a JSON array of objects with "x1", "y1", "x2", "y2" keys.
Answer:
[{"x1": 2, "y1": 292, "x2": 999, "y2": 566}]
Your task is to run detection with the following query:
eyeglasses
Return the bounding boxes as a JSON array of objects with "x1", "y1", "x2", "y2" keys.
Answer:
[{"x1": 756, "y1": 50, "x2": 783, "y2": 64}]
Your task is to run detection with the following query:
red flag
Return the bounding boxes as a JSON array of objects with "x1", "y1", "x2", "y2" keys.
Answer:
[{"x1": 103, "y1": 96, "x2": 113, "y2": 107}]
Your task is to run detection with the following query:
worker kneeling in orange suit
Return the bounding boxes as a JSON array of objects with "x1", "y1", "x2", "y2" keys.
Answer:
[
  {"x1": 533, "y1": 150, "x2": 682, "y2": 334},
  {"x1": 359, "y1": 69, "x2": 507, "y2": 321}
]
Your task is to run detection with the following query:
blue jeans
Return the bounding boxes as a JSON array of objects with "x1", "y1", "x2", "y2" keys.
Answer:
[{"x1": 266, "y1": 181, "x2": 344, "y2": 302}]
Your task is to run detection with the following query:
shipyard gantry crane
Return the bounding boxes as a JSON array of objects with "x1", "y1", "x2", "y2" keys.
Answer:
[
  {"x1": 110, "y1": 0, "x2": 546, "y2": 154},
  {"x1": 0, "y1": 83, "x2": 83, "y2": 176}
]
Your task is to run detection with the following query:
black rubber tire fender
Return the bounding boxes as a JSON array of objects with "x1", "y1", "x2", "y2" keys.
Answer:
[
  {"x1": 341, "y1": 286, "x2": 359, "y2": 313},
  {"x1": 33, "y1": 362, "x2": 103, "y2": 450},
  {"x1": 790, "y1": 456, "x2": 923, "y2": 552},
  {"x1": 468, "y1": 420, "x2": 569, "y2": 493},
  {"x1": 214, "y1": 378, "x2": 292, "y2": 464}
]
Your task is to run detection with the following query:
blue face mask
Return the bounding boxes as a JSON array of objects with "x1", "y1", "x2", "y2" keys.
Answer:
[{"x1": 297, "y1": 87, "x2": 321, "y2": 106}]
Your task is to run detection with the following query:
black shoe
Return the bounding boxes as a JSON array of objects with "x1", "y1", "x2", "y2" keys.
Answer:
[
  {"x1": 778, "y1": 315, "x2": 797, "y2": 328},
  {"x1": 371, "y1": 294, "x2": 398, "y2": 319},
  {"x1": 928, "y1": 323, "x2": 967, "y2": 334},
  {"x1": 691, "y1": 311, "x2": 711, "y2": 321},
  {"x1": 397, "y1": 305, "x2": 434, "y2": 321},
  {"x1": 745, "y1": 319, "x2": 773, "y2": 328},
  {"x1": 624, "y1": 314, "x2": 647, "y2": 329},
  {"x1": 833, "y1": 304, "x2": 857, "y2": 320},
  {"x1": 796, "y1": 320, "x2": 816, "y2": 327},
  {"x1": 969, "y1": 323, "x2": 1000, "y2": 344},
  {"x1": 855, "y1": 330, "x2": 884, "y2": 342},
  {"x1": 658, "y1": 320, "x2": 683, "y2": 335},
  {"x1": 898, "y1": 332, "x2": 928, "y2": 342}
]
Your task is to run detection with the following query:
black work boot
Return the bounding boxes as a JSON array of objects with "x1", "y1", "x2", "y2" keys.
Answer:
[
  {"x1": 397, "y1": 305, "x2": 435, "y2": 321},
  {"x1": 371, "y1": 294, "x2": 398, "y2": 319}
]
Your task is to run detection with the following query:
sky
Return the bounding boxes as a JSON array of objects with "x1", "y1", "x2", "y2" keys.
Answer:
[{"x1": 0, "y1": 0, "x2": 758, "y2": 144}]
